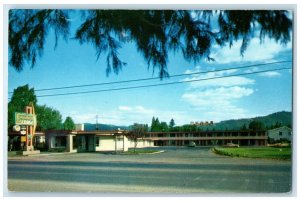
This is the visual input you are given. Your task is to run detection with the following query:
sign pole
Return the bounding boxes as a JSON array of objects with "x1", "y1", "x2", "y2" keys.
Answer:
[
  {"x1": 25, "y1": 105, "x2": 32, "y2": 151},
  {"x1": 14, "y1": 103, "x2": 39, "y2": 155}
]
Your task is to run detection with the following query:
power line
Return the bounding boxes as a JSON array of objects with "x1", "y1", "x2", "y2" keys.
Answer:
[
  {"x1": 32, "y1": 67, "x2": 291, "y2": 98},
  {"x1": 8, "y1": 60, "x2": 291, "y2": 93}
]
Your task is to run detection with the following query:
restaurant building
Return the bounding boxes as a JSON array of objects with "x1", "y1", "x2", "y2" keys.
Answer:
[{"x1": 45, "y1": 129, "x2": 154, "y2": 153}]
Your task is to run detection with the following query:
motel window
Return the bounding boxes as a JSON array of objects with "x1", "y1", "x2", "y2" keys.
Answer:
[
  {"x1": 54, "y1": 136, "x2": 66, "y2": 147},
  {"x1": 72, "y1": 136, "x2": 77, "y2": 149},
  {"x1": 279, "y1": 132, "x2": 283, "y2": 136},
  {"x1": 96, "y1": 136, "x2": 100, "y2": 146}
]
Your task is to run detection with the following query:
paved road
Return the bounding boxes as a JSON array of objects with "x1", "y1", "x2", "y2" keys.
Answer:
[{"x1": 7, "y1": 147, "x2": 292, "y2": 193}]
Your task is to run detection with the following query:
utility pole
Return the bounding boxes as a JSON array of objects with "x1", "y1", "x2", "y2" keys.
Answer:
[{"x1": 96, "y1": 115, "x2": 99, "y2": 130}]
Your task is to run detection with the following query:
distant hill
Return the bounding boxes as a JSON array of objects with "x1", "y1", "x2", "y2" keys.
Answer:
[
  {"x1": 82, "y1": 111, "x2": 292, "y2": 131},
  {"x1": 84, "y1": 123, "x2": 128, "y2": 131},
  {"x1": 201, "y1": 111, "x2": 292, "y2": 131}
]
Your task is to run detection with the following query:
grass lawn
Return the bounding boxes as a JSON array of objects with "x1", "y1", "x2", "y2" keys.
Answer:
[
  {"x1": 8, "y1": 151, "x2": 21, "y2": 157},
  {"x1": 125, "y1": 149, "x2": 161, "y2": 155},
  {"x1": 213, "y1": 146, "x2": 291, "y2": 160}
]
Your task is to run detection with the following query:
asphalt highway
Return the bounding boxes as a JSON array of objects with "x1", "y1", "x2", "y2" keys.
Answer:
[{"x1": 7, "y1": 147, "x2": 292, "y2": 194}]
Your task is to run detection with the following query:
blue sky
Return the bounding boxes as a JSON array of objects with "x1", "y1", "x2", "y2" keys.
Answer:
[{"x1": 8, "y1": 11, "x2": 293, "y2": 126}]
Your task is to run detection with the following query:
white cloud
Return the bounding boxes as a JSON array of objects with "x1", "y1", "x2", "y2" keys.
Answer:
[
  {"x1": 210, "y1": 37, "x2": 292, "y2": 64},
  {"x1": 181, "y1": 64, "x2": 257, "y2": 121},
  {"x1": 118, "y1": 106, "x2": 132, "y2": 111},
  {"x1": 70, "y1": 110, "x2": 77, "y2": 115},
  {"x1": 182, "y1": 86, "x2": 254, "y2": 108},
  {"x1": 258, "y1": 71, "x2": 281, "y2": 77},
  {"x1": 182, "y1": 86, "x2": 254, "y2": 121},
  {"x1": 244, "y1": 67, "x2": 259, "y2": 73},
  {"x1": 244, "y1": 67, "x2": 283, "y2": 77},
  {"x1": 183, "y1": 66, "x2": 255, "y2": 88},
  {"x1": 136, "y1": 105, "x2": 147, "y2": 111},
  {"x1": 70, "y1": 113, "x2": 98, "y2": 123},
  {"x1": 68, "y1": 105, "x2": 198, "y2": 126},
  {"x1": 184, "y1": 74, "x2": 255, "y2": 88}
]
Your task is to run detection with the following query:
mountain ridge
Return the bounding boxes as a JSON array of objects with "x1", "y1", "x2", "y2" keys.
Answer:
[
  {"x1": 202, "y1": 111, "x2": 292, "y2": 130},
  {"x1": 82, "y1": 111, "x2": 292, "y2": 131}
]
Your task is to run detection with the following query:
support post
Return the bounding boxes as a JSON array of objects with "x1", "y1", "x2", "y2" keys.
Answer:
[
  {"x1": 17, "y1": 104, "x2": 40, "y2": 155},
  {"x1": 123, "y1": 135, "x2": 128, "y2": 152},
  {"x1": 115, "y1": 135, "x2": 117, "y2": 154},
  {"x1": 67, "y1": 135, "x2": 72, "y2": 152}
]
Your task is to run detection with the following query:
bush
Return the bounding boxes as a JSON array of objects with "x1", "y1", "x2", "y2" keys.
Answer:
[
  {"x1": 213, "y1": 146, "x2": 291, "y2": 160},
  {"x1": 48, "y1": 148, "x2": 66, "y2": 152}
]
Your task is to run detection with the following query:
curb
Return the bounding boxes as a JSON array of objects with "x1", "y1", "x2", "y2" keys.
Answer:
[
  {"x1": 27, "y1": 152, "x2": 76, "y2": 157},
  {"x1": 146, "y1": 150, "x2": 165, "y2": 154},
  {"x1": 119, "y1": 150, "x2": 165, "y2": 155}
]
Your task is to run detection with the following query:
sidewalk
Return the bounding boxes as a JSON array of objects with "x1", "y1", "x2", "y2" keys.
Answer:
[{"x1": 8, "y1": 151, "x2": 75, "y2": 158}]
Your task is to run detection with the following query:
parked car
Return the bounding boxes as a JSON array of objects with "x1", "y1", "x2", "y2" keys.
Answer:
[
  {"x1": 223, "y1": 143, "x2": 239, "y2": 148},
  {"x1": 188, "y1": 141, "x2": 196, "y2": 147}
]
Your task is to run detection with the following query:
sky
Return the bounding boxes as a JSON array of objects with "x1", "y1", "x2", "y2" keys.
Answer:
[{"x1": 8, "y1": 10, "x2": 293, "y2": 126}]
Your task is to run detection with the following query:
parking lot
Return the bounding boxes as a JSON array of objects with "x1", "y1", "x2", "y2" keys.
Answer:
[{"x1": 7, "y1": 147, "x2": 292, "y2": 193}]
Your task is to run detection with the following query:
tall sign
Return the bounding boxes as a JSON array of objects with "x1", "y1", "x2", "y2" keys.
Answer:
[
  {"x1": 14, "y1": 103, "x2": 37, "y2": 151},
  {"x1": 15, "y1": 113, "x2": 36, "y2": 126}
]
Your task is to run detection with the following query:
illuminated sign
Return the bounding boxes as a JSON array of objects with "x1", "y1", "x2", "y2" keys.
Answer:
[
  {"x1": 15, "y1": 112, "x2": 36, "y2": 126},
  {"x1": 21, "y1": 136, "x2": 26, "y2": 142},
  {"x1": 13, "y1": 125, "x2": 21, "y2": 132},
  {"x1": 20, "y1": 130, "x2": 27, "y2": 135}
]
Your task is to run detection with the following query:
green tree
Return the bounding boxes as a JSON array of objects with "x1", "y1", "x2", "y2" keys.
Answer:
[
  {"x1": 160, "y1": 122, "x2": 169, "y2": 132},
  {"x1": 172, "y1": 126, "x2": 181, "y2": 132},
  {"x1": 181, "y1": 124, "x2": 197, "y2": 132},
  {"x1": 273, "y1": 121, "x2": 282, "y2": 129},
  {"x1": 150, "y1": 117, "x2": 156, "y2": 131},
  {"x1": 129, "y1": 123, "x2": 148, "y2": 152},
  {"x1": 9, "y1": 10, "x2": 292, "y2": 78},
  {"x1": 35, "y1": 105, "x2": 63, "y2": 131},
  {"x1": 63, "y1": 116, "x2": 76, "y2": 130},
  {"x1": 240, "y1": 124, "x2": 247, "y2": 131},
  {"x1": 9, "y1": 84, "x2": 64, "y2": 131},
  {"x1": 169, "y1": 118, "x2": 175, "y2": 129},
  {"x1": 151, "y1": 116, "x2": 161, "y2": 132},
  {"x1": 155, "y1": 118, "x2": 160, "y2": 130},
  {"x1": 248, "y1": 120, "x2": 265, "y2": 131},
  {"x1": 8, "y1": 84, "x2": 37, "y2": 129}
]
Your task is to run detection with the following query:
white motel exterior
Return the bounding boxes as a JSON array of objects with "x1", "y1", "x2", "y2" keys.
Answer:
[
  {"x1": 45, "y1": 129, "x2": 268, "y2": 153},
  {"x1": 9, "y1": 125, "x2": 292, "y2": 153},
  {"x1": 46, "y1": 129, "x2": 154, "y2": 153}
]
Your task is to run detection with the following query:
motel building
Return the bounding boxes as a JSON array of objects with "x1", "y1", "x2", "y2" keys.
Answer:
[
  {"x1": 267, "y1": 126, "x2": 292, "y2": 143},
  {"x1": 43, "y1": 129, "x2": 268, "y2": 152},
  {"x1": 145, "y1": 130, "x2": 268, "y2": 147},
  {"x1": 9, "y1": 127, "x2": 269, "y2": 153}
]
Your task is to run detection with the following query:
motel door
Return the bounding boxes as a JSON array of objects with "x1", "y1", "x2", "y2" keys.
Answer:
[{"x1": 77, "y1": 135, "x2": 95, "y2": 152}]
